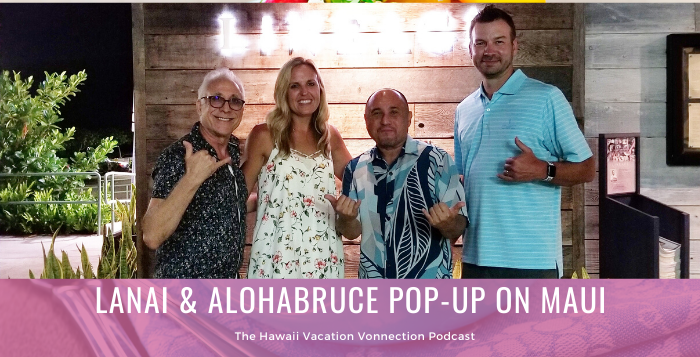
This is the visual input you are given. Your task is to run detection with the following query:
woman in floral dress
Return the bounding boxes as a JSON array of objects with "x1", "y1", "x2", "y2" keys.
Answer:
[{"x1": 242, "y1": 57, "x2": 351, "y2": 278}]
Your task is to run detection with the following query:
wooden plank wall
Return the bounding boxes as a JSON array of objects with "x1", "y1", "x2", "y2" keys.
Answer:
[
  {"x1": 134, "y1": 3, "x2": 581, "y2": 278},
  {"x1": 585, "y1": 3, "x2": 700, "y2": 279}
]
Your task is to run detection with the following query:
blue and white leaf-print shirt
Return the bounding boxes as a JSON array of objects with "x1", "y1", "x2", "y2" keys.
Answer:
[{"x1": 342, "y1": 136, "x2": 468, "y2": 279}]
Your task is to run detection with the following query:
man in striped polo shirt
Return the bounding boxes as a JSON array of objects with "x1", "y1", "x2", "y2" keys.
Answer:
[{"x1": 454, "y1": 6, "x2": 595, "y2": 278}]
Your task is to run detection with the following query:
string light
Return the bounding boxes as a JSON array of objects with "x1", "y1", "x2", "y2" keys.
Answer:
[
  {"x1": 218, "y1": 10, "x2": 473, "y2": 58},
  {"x1": 417, "y1": 11, "x2": 455, "y2": 55},
  {"x1": 260, "y1": 15, "x2": 275, "y2": 55},
  {"x1": 463, "y1": 6, "x2": 480, "y2": 48},
  {"x1": 218, "y1": 12, "x2": 248, "y2": 56},
  {"x1": 378, "y1": 13, "x2": 411, "y2": 55}
]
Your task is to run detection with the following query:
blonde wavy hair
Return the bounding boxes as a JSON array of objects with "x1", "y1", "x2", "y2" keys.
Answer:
[{"x1": 266, "y1": 57, "x2": 331, "y2": 158}]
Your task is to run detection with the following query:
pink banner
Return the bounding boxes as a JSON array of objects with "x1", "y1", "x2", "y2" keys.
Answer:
[{"x1": 1, "y1": 280, "x2": 699, "y2": 356}]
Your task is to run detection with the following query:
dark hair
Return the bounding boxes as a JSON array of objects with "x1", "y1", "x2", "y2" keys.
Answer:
[{"x1": 470, "y1": 5, "x2": 517, "y2": 42}]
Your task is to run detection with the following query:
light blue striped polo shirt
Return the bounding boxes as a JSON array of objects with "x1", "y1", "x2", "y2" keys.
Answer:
[{"x1": 454, "y1": 69, "x2": 592, "y2": 275}]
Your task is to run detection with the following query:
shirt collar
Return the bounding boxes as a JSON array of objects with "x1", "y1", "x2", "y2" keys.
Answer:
[
  {"x1": 478, "y1": 69, "x2": 527, "y2": 101},
  {"x1": 369, "y1": 135, "x2": 419, "y2": 163},
  {"x1": 187, "y1": 122, "x2": 240, "y2": 162}
]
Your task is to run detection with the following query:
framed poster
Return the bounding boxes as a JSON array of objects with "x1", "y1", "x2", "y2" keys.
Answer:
[
  {"x1": 599, "y1": 133, "x2": 640, "y2": 197},
  {"x1": 667, "y1": 34, "x2": 700, "y2": 165}
]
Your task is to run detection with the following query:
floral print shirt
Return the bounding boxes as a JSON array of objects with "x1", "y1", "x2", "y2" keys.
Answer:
[{"x1": 151, "y1": 122, "x2": 247, "y2": 278}]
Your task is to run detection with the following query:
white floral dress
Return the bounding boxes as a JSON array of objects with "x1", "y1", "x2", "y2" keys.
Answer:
[{"x1": 247, "y1": 147, "x2": 344, "y2": 278}]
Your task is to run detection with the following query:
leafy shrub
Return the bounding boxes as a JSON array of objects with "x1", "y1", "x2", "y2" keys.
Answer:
[
  {"x1": 0, "y1": 70, "x2": 118, "y2": 234},
  {"x1": 30, "y1": 186, "x2": 137, "y2": 279}
]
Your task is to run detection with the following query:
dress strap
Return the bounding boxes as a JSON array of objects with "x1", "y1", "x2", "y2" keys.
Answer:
[{"x1": 290, "y1": 147, "x2": 322, "y2": 159}]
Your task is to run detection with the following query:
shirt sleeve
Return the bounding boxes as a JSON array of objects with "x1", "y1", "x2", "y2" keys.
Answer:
[
  {"x1": 341, "y1": 159, "x2": 358, "y2": 201},
  {"x1": 543, "y1": 88, "x2": 593, "y2": 163},
  {"x1": 433, "y1": 148, "x2": 469, "y2": 223},
  {"x1": 453, "y1": 109, "x2": 464, "y2": 176},
  {"x1": 151, "y1": 143, "x2": 186, "y2": 199}
]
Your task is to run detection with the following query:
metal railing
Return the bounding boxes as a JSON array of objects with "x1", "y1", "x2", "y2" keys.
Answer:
[
  {"x1": 0, "y1": 172, "x2": 102, "y2": 234},
  {"x1": 103, "y1": 172, "x2": 135, "y2": 234}
]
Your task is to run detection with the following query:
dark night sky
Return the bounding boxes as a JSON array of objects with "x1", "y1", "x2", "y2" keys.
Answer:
[{"x1": 0, "y1": 3, "x2": 133, "y2": 135}]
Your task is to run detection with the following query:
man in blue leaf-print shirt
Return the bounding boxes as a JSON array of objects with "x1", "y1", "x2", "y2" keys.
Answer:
[{"x1": 325, "y1": 89, "x2": 468, "y2": 279}]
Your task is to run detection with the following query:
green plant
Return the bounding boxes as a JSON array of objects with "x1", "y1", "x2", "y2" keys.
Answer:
[
  {"x1": 97, "y1": 188, "x2": 137, "y2": 279},
  {"x1": 29, "y1": 185, "x2": 137, "y2": 279},
  {"x1": 0, "y1": 70, "x2": 118, "y2": 234}
]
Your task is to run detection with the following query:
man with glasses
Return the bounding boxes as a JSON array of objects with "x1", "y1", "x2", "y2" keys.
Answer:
[{"x1": 143, "y1": 68, "x2": 248, "y2": 278}]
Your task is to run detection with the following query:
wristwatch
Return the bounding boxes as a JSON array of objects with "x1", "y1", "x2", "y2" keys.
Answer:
[{"x1": 543, "y1": 161, "x2": 556, "y2": 182}]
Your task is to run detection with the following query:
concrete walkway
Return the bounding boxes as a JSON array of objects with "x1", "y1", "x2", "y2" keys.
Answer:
[{"x1": 0, "y1": 228, "x2": 118, "y2": 279}]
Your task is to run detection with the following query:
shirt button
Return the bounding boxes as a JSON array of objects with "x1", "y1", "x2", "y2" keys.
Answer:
[{"x1": 486, "y1": 108, "x2": 491, "y2": 112}]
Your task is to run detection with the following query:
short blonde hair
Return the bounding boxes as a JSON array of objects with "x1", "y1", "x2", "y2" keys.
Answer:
[
  {"x1": 198, "y1": 67, "x2": 245, "y2": 100},
  {"x1": 266, "y1": 57, "x2": 331, "y2": 158}
]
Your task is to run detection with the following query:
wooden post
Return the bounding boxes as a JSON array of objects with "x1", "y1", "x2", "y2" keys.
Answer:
[
  {"x1": 132, "y1": 3, "x2": 153, "y2": 278},
  {"x1": 571, "y1": 3, "x2": 587, "y2": 277}
]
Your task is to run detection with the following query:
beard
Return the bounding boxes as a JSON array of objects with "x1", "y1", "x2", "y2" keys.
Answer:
[{"x1": 476, "y1": 55, "x2": 514, "y2": 79}]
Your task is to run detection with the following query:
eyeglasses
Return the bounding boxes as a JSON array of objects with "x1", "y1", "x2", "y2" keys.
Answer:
[{"x1": 200, "y1": 95, "x2": 245, "y2": 111}]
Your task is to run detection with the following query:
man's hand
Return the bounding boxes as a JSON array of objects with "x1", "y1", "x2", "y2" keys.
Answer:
[
  {"x1": 498, "y1": 137, "x2": 547, "y2": 182},
  {"x1": 422, "y1": 202, "x2": 465, "y2": 230},
  {"x1": 324, "y1": 194, "x2": 361, "y2": 221},
  {"x1": 183, "y1": 140, "x2": 231, "y2": 185},
  {"x1": 324, "y1": 194, "x2": 362, "y2": 239}
]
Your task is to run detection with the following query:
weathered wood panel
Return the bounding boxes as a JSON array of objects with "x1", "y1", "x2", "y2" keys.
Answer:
[
  {"x1": 585, "y1": 206, "x2": 599, "y2": 241},
  {"x1": 146, "y1": 30, "x2": 571, "y2": 70},
  {"x1": 561, "y1": 186, "x2": 573, "y2": 210},
  {"x1": 146, "y1": 67, "x2": 573, "y2": 105},
  {"x1": 563, "y1": 246, "x2": 573, "y2": 278},
  {"x1": 520, "y1": 67, "x2": 572, "y2": 101},
  {"x1": 133, "y1": 3, "x2": 152, "y2": 278},
  {"x1": 238, "y1": 245, "x2": 252, "y2": 278},
  {"x1": 640, "y1": 138, "x2": 700, "y2": 187},
  {"x1": 515, "y1": 30, "x2": 573, "y2": 67},
  {"x1": 584, "y1": 207, "x2": 598, "y2": 272},
  {"x1": 584, "y1": 102, "x2": 665, "y2": 138},
  {"x1": 585, "y1": 238, "x2": 599, "y2": 273},
  {"x1": 245, "y1": 211, "x2": 256, "y2": 245},
  {"x1": 146, "y1": 33, "x2": 417, "y2": 70},
  {"x1": 586, "y1": 137, "x2": 598, "y2": 171},
  {"x1": 572, "y1": 3, "x2": 585, "y2": 120},
  {"x1": 585, "y1": 176, "x2": 599, "y2": 207},
  {"x1": 691, "y1": 240, "x2": 699, "y2": 277},
  {"x1": 343, "y1": 244, "x2": 360, "y2": 279},
  {"x1": 146, "y1": 68, "x2": 477, "y2": 105},
  {"x1": 562, "y1": 210, "x2": 573, "y2": 245},
  {"x1": 641, "y1": 188, "x2": 700, "y2": 206},
  {"x1": 414, "y1": 103, "x2": 458, "y2": 138},
  {"x1": 585, "y1": 68, "x2": 666, "y2": 103},
  {"x1": 585, "y1": 33, "x2": 667, "y2": 69},
  {"x1": 586, "y1": 4, "x2": 695, "y2": 34},
  {"x1": 144, "y1": 3, "x2": 574, "y2": 35}
]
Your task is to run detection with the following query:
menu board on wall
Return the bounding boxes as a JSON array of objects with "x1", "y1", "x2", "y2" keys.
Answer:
[{"x1": 606, "y1": 137, "x2": 637, "y2": 195}]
